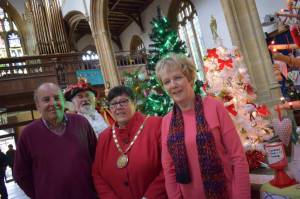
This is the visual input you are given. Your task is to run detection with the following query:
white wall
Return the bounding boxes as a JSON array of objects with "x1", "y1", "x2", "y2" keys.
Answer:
[
  {"x1": 255, "y1": 0, "x2": 286, "y2": 33},
  {"x1": 111, "y1": 41, "x2": 120, "y2": 52},
  {"x1": 9, "y1": 0, "x2": 25, "y2": 15},
  {"x1": 191, "y1": 0, "x2": 232, "y2": 49},
  {"x1": 76, "y1": 34, "x2": 95, "y2": 51},
  {"x1": 120, "y1": 0, "x2": 232, "y2": 51},
  {"x1": 61, "y1": 0, "x2": 88, "y2": 17}
]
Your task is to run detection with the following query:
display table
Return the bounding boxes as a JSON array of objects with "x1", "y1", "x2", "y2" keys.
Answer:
[
  {"x1": 260, "y1": 183, "x2": 300, "y2": 199},
  {"x1": 250, "y1": 167, "x2": 300, "y2": 199}
]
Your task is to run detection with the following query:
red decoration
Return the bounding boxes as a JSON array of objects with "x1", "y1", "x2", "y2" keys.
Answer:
[
  {"x1": 256, "y1": 105, "x2": 271, "y2": 117},
  {"x1": 245, "y1": 150, "x2": 265, "y2": 170},
  {"x1": 244, "y1": 84, "x2": 254, "y2": 95},
  {"x1": 202, "y1": 82, "x2": 208, "y2": 93},
  {"x1": 65, "y1": 78, "x2": 89, "y2": 94},
  {"x1": 225, "y1": 104, "x2": 237, "y2": 116},
  {"x1": 223, "y1": 95, "x2": 233, "y2": 102},
  {"x1": 218, "y1": 58, "x2": 233, "y2": 70},
  {"x1": 265, "y1": 143, "x2": 296, "y2": 188},
  {"x1": 290, "y1": 25, "x2": 300, "y2": 47},
  {"x1": 207, "y1": 48, "x2": 219, "y2": 59},
  {"x1": 204, "y1": 66, "x2": 209, "y2": 73}
]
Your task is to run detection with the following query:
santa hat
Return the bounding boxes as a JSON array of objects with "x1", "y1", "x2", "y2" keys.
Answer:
[{"x1": 64, "y1": 78, "x2": 97, "y2": 101}]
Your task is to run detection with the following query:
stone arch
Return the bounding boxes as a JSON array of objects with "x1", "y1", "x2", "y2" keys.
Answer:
[
  {"x1": 64, "y1": 10, "x2": 91, "y2": 51},
  {"x1": 90, "y1": 0, "x2": 120, "y2": 87},
  {"x1": 167, "y1": 0, "x2": 181, "y2": 29}
]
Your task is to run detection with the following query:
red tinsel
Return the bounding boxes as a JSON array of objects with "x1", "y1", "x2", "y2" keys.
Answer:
[{"x1": 246, "y1": 150, "x2": 266, "y2": 170}]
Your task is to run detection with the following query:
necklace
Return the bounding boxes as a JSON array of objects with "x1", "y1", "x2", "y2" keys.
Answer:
[{"x1": 112, "y1": 116, "x2": 149, "y2": 169}]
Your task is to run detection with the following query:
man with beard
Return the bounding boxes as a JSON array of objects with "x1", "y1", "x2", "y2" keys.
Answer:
[
  {"x1": 64, "y1": 79, "x2": 111, "y2": 138},
  {"x1": 14, "y1": 82, "x2": 97, "y2": 199}
]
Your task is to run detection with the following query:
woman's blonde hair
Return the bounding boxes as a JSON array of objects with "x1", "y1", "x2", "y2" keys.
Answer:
[{"x1": 155, "y1": 53, "x2": 197, "y2": 84}]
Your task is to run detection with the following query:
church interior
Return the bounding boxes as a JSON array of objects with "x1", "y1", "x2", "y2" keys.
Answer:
[{"x1": 1, "y1": 0, "x2": 300, "y2": 198}]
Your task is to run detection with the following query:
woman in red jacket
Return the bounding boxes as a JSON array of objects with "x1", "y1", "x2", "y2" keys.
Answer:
[{"x1": 92, "y1": 86, "x2": 167, "y2": 199}]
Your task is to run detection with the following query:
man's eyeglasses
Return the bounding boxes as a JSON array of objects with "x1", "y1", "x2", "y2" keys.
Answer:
[{"x1": 109, "y1": 99, "x2": 130, "y2": 109}]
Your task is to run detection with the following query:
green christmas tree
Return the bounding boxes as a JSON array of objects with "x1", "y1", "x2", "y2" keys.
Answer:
[
  {"x1": 123, "y1": 8, "x2": 204, "y2": 116},
  {"x1": 123, "y1": 69, "x2": 171, "y2": 116},
  {"x1": 147, "y1": 7, "x2": 186, "y2": 72}
]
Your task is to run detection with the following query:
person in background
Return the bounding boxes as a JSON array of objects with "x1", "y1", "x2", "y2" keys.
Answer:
[
  {"x1": 155, "y1": 54, "x2": 250, "y2": 199},
  {"x1": 92, "y1": 86, "x2": 167, "y2": 199},
  {"x1": 14, "y1": 82, "x2": 97, "y2": 199},
  {"x1": 64, "y1": 78, "x2": 113, "y2": 138},
  {"x1": 6, "y1": 144, "x2": 15, "y2": 179},
  {"x1": 0, "y1": 150, "x2": 7, "y2": 199}
]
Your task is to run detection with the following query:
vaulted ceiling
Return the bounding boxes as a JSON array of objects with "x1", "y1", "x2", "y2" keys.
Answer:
[
  {"x1": 108, "y1": 0, "x2": 153, "y2": 35},
  {"x1": 67, "y1": 0, "x2": 154, "y2": 50}
]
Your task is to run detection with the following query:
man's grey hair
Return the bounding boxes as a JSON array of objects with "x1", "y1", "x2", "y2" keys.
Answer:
[{"x1": 34, "y1": 82, "x2": 63, "y2": 104}]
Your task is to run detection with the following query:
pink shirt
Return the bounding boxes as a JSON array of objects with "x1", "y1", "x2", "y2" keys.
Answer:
[{"x1": 161, "y1": 96, "x2": 250, "y2": 199}]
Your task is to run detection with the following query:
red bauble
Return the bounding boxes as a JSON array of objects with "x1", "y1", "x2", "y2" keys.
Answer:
[
  {"x1": 290, "y1": 25, "x2": 300, "y2": 47},
  {"x1": 246, "y1": 150, "x2": 265, "y2": 170}
]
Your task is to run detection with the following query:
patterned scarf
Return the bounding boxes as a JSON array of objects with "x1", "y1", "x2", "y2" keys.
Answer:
[{"x1": 167, "y1": 95, "x2": 229, "y2": 199}]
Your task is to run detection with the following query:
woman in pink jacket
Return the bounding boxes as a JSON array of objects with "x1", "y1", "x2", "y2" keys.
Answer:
[{"x1": 155, "y1": 54, "x2": 251, "y2": 199}]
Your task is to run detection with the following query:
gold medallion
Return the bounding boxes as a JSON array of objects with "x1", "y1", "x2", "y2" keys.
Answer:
[{"x1": 117, "y1": 154, "x2": 128, "y2": 168}]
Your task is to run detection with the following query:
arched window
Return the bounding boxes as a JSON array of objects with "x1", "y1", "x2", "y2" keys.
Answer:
[
  {"x1": 0, "y1": 7, "x2": 23, "y2": 58},
  {"x1": 130, "y1": 35, "x2": 145, "y2": 53},
  {"x1": 177, "y1": 0, "x2": 205, "y2": 80},
  {"x1": 82, "y1": 50, "x2": 99, "y2": 61}
]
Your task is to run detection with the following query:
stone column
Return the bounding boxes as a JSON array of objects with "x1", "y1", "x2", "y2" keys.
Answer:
[
  {"x1": 90, "y1": 0, "x2": 120, "y2": 89},
  {"x1": 220, "y1": 0, "x2": 281, "y2": 105},
  {"x1": 92, "y1": 30, "x2": 120, "y2": 88}
]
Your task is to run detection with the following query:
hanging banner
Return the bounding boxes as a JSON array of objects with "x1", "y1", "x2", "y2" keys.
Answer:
[{"x1": 76, "y1": 69, "x2": 104, "y2": 85}]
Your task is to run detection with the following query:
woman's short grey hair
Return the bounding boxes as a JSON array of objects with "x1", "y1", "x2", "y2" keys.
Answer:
[{"x1": 155, "y1": 53, "x2": 197, "y2": 84}]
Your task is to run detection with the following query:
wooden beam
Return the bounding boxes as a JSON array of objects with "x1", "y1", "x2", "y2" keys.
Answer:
[
  {"x1": 110, "y1": 0, "x2": 122, "y2": 10},
  {"x1": 126, "y1": 13, "x2": 144, "y2": 32}
]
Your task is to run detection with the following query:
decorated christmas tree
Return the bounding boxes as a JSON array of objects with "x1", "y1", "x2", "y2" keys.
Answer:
[
  {"x1": 204, "y1": 46, "x2": 274, "y2": 169},
  {"x1": 147, "y1": 7, "x2": 186, "y2": 72},
  {"x1": 204, "y1": 17, "x2": 274, "y2": 170},
  {"x1": 204, "y1": 46, "x2": 273, "y2": 149}
]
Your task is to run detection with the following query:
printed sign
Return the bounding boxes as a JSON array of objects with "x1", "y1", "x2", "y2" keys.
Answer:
[
  {"x1": 265, "y1": 143, "x2": 285, "y2": 165},
  {"x1": 76, "y1": 69, "x2": 104, "y2": 85}
]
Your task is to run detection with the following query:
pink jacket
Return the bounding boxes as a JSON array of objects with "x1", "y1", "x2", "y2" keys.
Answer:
[{"x1": 161, "y1": 96, "x2": 251, "y2": 199}]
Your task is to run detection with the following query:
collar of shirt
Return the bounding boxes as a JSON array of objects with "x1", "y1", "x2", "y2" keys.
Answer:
[{"x1": 42, "y1": 115, "x2": 68, "y2": 135}]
